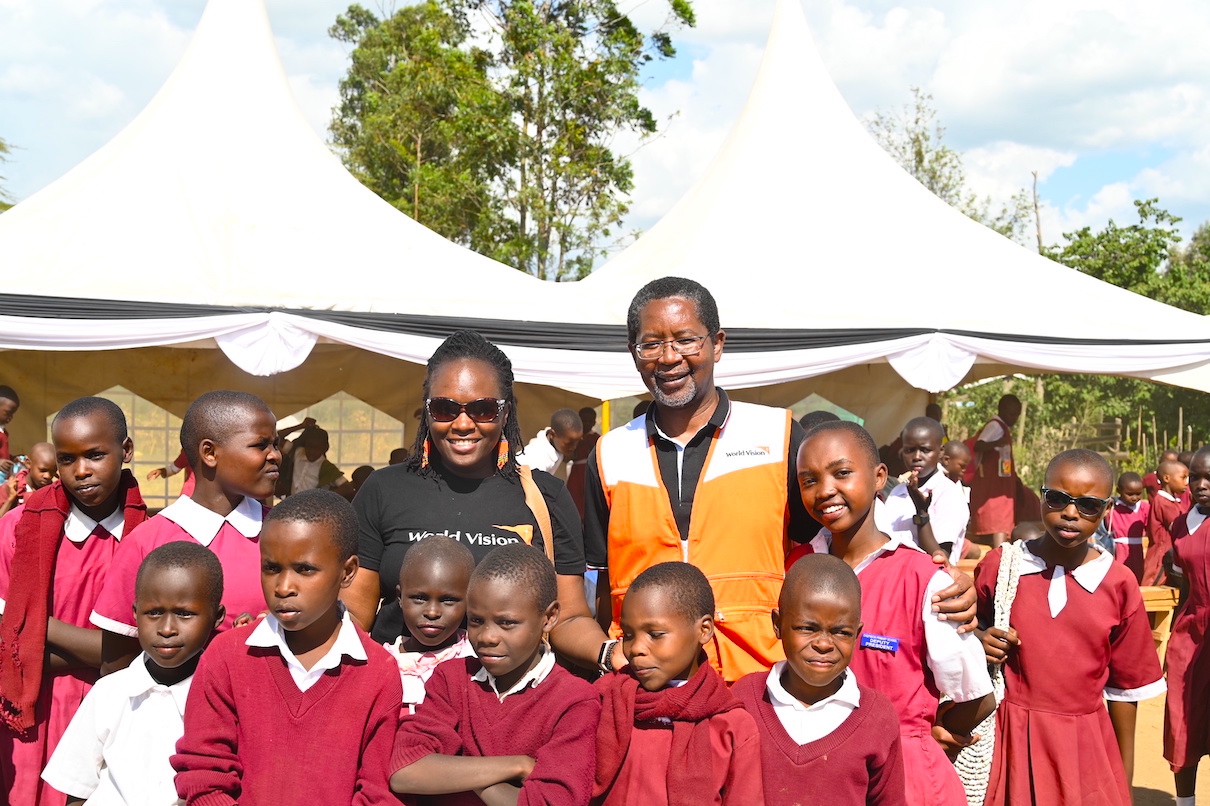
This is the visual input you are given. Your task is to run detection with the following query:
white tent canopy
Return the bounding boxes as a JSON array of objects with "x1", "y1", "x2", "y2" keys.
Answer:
[
  {"x1": 558, "y1": 0, "x2": 1210, "y2": 417},
  {"x1": 1, "y1": 0, "x2": 1208, "y2": 445},
  {"x1": 0, "y1": 0, "x2": 585, "y2": 381}
]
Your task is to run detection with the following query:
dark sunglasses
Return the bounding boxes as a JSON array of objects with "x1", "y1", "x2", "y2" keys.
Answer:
[
  {"x1": 1039, "y1": 486, "x2": 1112, "y2": 519},
  {"x1": 425, "y1": 397, "x2": 506, "y2": 424}
]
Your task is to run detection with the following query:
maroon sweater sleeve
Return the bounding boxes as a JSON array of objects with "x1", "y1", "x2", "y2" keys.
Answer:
[
  {"x1": 518, "y1": 686, "x2": 602, "y2": 806},
  {"x1": 172, "y1": 633, "x2": 242, "y2": 806},
  {"x1": 720, "y1": 710, "x2": 765, "y2": 806},
  {"x1": 354, "y1": 643, "x2": 405, "y2": 806},
  {"x1": 390, "y1": 661, "x2": 466, "y2": 774}
]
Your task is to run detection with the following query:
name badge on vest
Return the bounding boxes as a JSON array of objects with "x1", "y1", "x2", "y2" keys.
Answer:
[{"x1": 860, "y1": 633, "x2": 900, "y2": 654}]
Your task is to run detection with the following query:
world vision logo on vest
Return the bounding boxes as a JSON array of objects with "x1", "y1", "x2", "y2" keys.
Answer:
[{"x1": 724, "y1": 445, "x2": 771, "y2": 458}]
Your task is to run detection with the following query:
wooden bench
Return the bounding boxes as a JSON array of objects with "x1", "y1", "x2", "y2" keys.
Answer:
[{"x1": 1141, "y1": 585, "x2": 1180, "y2": 663}]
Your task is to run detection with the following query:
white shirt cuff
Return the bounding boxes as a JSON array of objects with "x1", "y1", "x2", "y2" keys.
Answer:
[
  {"x1": 89, "y1": 611, "x2": 139, "y2": 638},
  {"x1": 1104, "y1": 678, "x2": 1167, "y2": 702}
]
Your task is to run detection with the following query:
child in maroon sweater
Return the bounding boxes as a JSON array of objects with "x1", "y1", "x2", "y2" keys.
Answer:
[
  {"x1": 593, "y1": 562, "x2": 763, "y2": 806},
  {"x1": 391, "y1": 543, "x2": 601, "y2": 805},
  {"x1": 735, "y1": 552, "x2": 905, "y2": 806},
  {"x1": 172, "y1": 490, "x2": 402, "y2": 805}
]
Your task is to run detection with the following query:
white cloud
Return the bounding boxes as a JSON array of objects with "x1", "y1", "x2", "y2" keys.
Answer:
[{"x1": 6, "y1": 0, "x2": 1210, "y2": 249}]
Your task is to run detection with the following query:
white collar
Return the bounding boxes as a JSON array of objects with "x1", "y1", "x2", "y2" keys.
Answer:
[
  {"x1": 246, "y1": 606, "x2": 367, "y2": 664},
  {"x1": 158, "y1": 495, "x2": 262, "y2": 547},
  {"x1": 890, "y1": 469, "x2": 949, "y2": 497},
  {"x1": 64, "y1": 503, "x2": 126, "y2": 544},
  {"x1": 1187, "y1": 507, "x2": 1209, "y2": 534},
  {"x1": 1019, "y1": 539, "x2": 1114, "y2": 617},
  {"x1": 471, "y1": 642, "x2": 556, "y2": 701},
  {"x1": 852, "y1": 523, "x2": 926, "y2": 576},
  {"x1": 121, "y1": 653, "x2": 192, "y2": 712},
  {"x1": 766, "y1": 661, "x2": 861, "y2": 712},
  {"x1": 1116, "y1": 498, "x2": 1142, "y2": 512},
  {"x1": 1157, "y1": 489, "x2": 1180, "y2": 502}
]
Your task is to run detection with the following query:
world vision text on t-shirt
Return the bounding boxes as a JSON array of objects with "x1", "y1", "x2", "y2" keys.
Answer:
[{"x1": 353, "y1": 462, "x2": 584, "y2": 593}]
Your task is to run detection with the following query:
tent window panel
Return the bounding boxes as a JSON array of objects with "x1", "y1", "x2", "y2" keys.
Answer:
[{"x1": 285, "y1": 392, "x2": 406, "y2": 479}]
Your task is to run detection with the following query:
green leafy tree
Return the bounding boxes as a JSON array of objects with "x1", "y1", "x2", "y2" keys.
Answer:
[
  {"x1": 0, "y1": 137, "x2": 13, "y2": 213},
  {"x1": 943, "y1": 200, "x2": 1210, "y2": 483},
  {"x1": 866, "y1": 88, "x2": 1032, "y2": 243},
  {"x1": 330, "y1": 0, "x2": 694, "y2": 280},
  {"x1": 329, "y1": 3, "x2": 516, "y2": 252}
]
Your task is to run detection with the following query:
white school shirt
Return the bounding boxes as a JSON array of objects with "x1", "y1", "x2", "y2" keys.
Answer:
[
  {"x1": 516, "y1": 431, "x2": 572, "y2": 481},
  {"x1": 41, "y1": 654, "x2": 189, "y2": 806},
  {"x1": 471, "y1": 643, "x2": 556, "y2": 702},
  {"x1": 1015, "y1": 540, "x2": 1168, "y2": 703},
  {"x1": 879, "y1": 470, "x2": 970, "y2": 563},
  {"x1": 765, "y1": 662, "x2": 862, "y2": 745},
  {"x1": 245, "y1": 607, "x2": 366, "y2": 692},
  {"x1": 852, "y1": 533, "x2": 994, "y2": 704}
]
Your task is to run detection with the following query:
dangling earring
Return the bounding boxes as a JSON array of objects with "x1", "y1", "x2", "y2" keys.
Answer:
[
  {"x1": 497, "y1": 435, "x2": 509, "y2": 470},
  {"x1": 421, "y1": 437, "x2": 432, "y2": 469}
]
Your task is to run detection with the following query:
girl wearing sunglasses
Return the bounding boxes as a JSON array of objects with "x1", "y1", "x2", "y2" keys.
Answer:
[
  {"x1": 974, "y1": 449, "x2": 1165, "y2": 806},
  {"x1": 343, "y1": 330, "x2": 613, "y2": 669}
]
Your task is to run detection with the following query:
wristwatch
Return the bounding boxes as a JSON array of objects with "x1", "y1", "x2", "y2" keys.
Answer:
[
  {"x1": 598, "y1": 639, "x2": 620, "y2": 674},
  {"x1": 912, "y1": 513, "x2": 930, "y2": 526}
]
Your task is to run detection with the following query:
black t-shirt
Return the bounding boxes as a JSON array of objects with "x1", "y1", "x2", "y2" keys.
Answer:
[{"x1": 354, "y1": 461, "x2": 585, "y2": 642}]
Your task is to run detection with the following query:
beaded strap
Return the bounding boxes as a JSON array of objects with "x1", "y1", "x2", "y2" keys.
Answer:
[{"x1": 954, "y1": 541, "x2": 1022, "y2": 805}]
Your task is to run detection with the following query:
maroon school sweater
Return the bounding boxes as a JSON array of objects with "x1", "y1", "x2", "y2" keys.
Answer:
[
  {"x1": 391, "y1": 657, "x2": 602, "y2": 806},
  {"x1": 171, "y1": 622, "x2": 402, "y2": 806},
  {"x1": 732, "y1": 672, "x2": 906, "y2": 806}
]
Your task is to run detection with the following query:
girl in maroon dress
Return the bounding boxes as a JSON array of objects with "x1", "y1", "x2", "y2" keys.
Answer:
[
  {"x1": 1164, "y1": 446, "x2": 1210, "y2": 806},
  {"x1": 977, "y1": 449, "x2": 1166, "y2": 806}
]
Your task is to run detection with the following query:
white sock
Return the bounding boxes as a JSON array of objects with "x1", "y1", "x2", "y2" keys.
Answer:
[{"x1": 1175, "y1": 796, "x2": 1195, "y2": 806}]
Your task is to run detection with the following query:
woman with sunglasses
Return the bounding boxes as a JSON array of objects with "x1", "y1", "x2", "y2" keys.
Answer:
[{"x1": 345, "y1": 330, "x2": 613, "y2": 669}]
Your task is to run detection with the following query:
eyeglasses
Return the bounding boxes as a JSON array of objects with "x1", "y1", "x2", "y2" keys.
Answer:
[
  {"x1": 1039, "y1": 487, "x2": 1112, "y2": 519},
  {"x1": 425, "y1": 397, "x2": 506, "y2": 423},
  {"x1": 631, "y1": 334, "x2": 711, "y2": 360}
]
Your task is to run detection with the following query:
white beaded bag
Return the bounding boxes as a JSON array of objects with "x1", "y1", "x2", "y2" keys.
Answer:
[{"x1": 953, "y1": 540, "x2": 1022, "y2": 806}]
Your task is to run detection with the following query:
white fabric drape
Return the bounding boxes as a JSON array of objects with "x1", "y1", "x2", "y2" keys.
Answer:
[{"x1": 3, "y1": 310, "x2": 1209, "y2": 399}]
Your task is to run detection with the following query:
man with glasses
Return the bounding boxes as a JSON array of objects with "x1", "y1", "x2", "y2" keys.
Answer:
[
  {"x1": 584, "y1": 277, "x2": 976, "y2": 682},
  {"x1": 583, "y1": 277, "x2": 818, "y2": 681}
]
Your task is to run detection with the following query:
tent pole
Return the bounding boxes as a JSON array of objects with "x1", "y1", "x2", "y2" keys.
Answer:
[{"x1": 601, "y1": 400, "x2": 611, "y2": 434}]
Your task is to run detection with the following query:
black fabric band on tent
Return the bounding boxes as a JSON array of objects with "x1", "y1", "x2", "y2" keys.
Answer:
[{"x1": 2, "y1": 293, "x2": 1209, "y2": 353}]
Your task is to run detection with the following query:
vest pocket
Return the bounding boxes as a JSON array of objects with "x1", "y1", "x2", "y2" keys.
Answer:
[{"x1": 711, "y1": 603, "x2": 782, "y2": 681}]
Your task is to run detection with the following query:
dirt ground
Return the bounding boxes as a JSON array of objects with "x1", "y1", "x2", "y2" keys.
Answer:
[{"x1": 1133, "y1": 693, "x2": 1209, "y2": 805}]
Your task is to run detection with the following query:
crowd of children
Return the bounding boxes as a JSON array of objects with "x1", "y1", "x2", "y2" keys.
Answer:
[{"x1": 0, "y1": 386, "x2": 1203, "y2": 805}]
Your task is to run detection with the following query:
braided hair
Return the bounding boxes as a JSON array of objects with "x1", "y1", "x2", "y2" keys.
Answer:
[{"x1": 406, "y1": 330, "x2": 524, "y2": 479}]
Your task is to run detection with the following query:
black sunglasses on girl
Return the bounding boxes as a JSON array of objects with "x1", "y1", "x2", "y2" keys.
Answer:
[
  {"x1": 1039, "y1": 486, "x2": 1112, "y2": 519},
  {"x1": 425, "y1": 397, "x2": 506, "y2": 423}
]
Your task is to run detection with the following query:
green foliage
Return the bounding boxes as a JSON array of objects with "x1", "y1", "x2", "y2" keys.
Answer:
[
  {"x1": 866, "y1": 88, "x2": 1032, "y2": 244},
  {"x1": 329, "y1": 0, "x2": 694, "y2": 280},
  {"x1": 329, "y1": 3, "x2": 515, "y2": 252},
  {"x1": 0, "y1": 137, "x2": 12, "y2": 213},
  {"x1": 942, "y1": 199, "x2": 1210, "y2": 487}
]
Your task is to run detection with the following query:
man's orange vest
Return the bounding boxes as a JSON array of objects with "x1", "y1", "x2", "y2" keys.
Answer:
[{"x1": 596, "y1": 400, "x2": 792, "y2": 681}]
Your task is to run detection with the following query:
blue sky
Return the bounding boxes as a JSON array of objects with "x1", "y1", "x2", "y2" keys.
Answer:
[{"x1": 4, "y1": 0, "x2": 1210, "y2": 251}]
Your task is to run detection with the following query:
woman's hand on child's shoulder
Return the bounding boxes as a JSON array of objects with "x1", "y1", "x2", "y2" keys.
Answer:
[{"x1": 978, "y1": 626, "x2": 1020, "y2": 665}]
